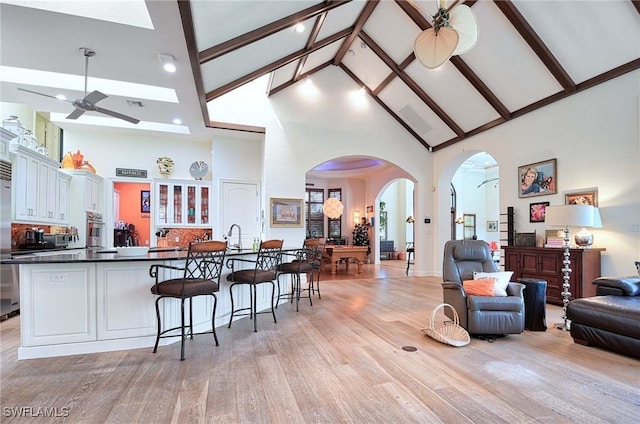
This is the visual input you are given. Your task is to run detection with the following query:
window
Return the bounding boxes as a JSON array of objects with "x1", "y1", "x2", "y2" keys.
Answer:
[
  {"x1": 327, "y1": 188, "x2": 342, "y2": 239},
  {"x1": 305, "y1": 188, "x2": 324, "y2": 238}
]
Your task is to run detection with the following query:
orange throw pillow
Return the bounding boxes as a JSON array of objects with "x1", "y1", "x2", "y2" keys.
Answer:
[{"x1": 462, "y1": 278, "x2": 496, "y2": 296}]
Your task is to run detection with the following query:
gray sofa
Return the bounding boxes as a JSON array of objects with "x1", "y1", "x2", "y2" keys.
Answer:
[{"x1": 566, "y1": 276, "x2": 640, "y2": 359}]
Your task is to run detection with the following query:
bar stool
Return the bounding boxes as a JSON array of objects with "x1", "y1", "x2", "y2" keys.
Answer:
[
  {"x1": 226, "y1": 239, "x2": 283, "y2": 332},
  {"x1": 276, "y1": 241, "x2": 317, "y2": 311},
  {"x1": 406, "y1": 242, "x2": 414, "y2": 275},
  {"x1": 149, "y1": 240, "x2": 227, "y2": 361}
]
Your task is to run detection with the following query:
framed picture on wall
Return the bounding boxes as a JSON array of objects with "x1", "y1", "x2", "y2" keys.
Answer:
[
  {"x1": 518, "y1": 158, "x2": 557, "y2": 198},
  {"x1": 529, "y1": 201, "x2": 550, "y2": 223},
  {"x1": 140, "y1": 190, "x2": 151, "y2": 213},
  {"x1": 487, "y1": 220, "x2": 498, "y2": 232},
  {"x1": 564, "y1": 188, "x2": 598, "y2": 206},
  {"x1": 270, "y1": 198, "x2": 303, "y2": 227}
]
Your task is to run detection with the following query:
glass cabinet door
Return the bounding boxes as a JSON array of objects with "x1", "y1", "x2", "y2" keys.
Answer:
[
  {"x1": 200, "y1": 186, "x2": 209, "y2": 224},
  {"x1": 155, "y1": 180, "x2": 211, "y2": 227}
]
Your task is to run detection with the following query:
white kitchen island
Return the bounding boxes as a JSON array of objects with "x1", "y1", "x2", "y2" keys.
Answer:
[{"x1": 6, "y1": 248, "x2": 284, "y2": 359}]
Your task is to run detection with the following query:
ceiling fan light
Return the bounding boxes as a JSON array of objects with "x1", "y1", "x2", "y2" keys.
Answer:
[
  {"x1": 449, "y1": 5, "x2": 479, "y2": 55},
  {"x1": 414, "y1": 27, "x2": 459, "y2": 69}
]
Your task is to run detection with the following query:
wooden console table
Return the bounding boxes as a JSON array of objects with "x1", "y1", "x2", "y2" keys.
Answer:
[
  {"x1": 324, "y1": 246, "x2": 368, "y2": 275},
  {"x1": 503, "y1": 246, "x2": 605, "y2": 305}
]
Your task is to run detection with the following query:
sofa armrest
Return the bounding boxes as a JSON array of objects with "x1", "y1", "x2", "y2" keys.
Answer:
[
  {"x1": 593, "y1": 276, "x2": 640, "y2": 297},
  {"x1": 506, "y1": 282, "x2": 525, "y2": 297},
  {"x1": 441, "y1": 282, "x2": 468, "y2": 329}
]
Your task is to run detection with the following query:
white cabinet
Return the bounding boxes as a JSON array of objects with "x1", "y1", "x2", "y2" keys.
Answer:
[
  {"x1": 0, "y1": 127, "x2": 18, "y2": 161},
  {"x1": 20, "y1": 264, "x2": 97, "y2": 347},
  {"x1": 96, "y1": 262, "x2": 157, "y2": 340},
  {"x1": 154, "y1": 179, "x2": 211, "y2": 227},
  {"x1": 85, "y1": 174, "x2": 101, "y2": 212},
  {"x1": 13, "y1": 148, "x2": 40, "y2": 221},
  {"x1": 37, "y1": 161, "x2": 58, "y2": 222},
  {"x1": 12, "y1": 146, "x2": 68, "y2": 224},
  {"x1": 56, "y1": 172, "x2": 71, "y2": 223},
  {"x1": 62, "y1": 169, "x2": 104, "y2": 214}
]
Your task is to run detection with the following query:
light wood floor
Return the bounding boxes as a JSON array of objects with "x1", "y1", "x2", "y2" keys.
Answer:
[{"x1": 1, "y1": 261, "x2": 638, "y2": 423}]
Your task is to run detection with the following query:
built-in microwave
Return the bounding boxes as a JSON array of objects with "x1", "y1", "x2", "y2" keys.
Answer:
[{"x1": 86, "y1": 212, "x2": 104, "y2": 249}]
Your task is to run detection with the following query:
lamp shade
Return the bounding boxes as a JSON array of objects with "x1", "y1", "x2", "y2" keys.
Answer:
[
  {"x1": 414, "y1": 26, "x2": 459, "y2": 69},
  {"x1": 322, "y1": 197, "x2": 344, "y2": 219},
  {"x1": 545, "y1": 205, "x2": 595, "y2": 228},
  {"x1": 592, "y1": 207, "x2": 602, "y2": 229}
]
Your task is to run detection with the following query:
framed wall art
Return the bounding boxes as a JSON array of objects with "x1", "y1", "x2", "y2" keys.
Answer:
[
  {"x1": 564, "y1": 188, "x2": 598, "y2": 206},
  {"x1": 529, "y1": 201, "x2": 550, "y2": 223},
  {"x1": 487, "y1": 220, "x2": 498, "y2": 232},
  {"x1": 518, "y1": 158, "x2": 557, "y2": 198},
  {"x1": 270, "y1": 198, "x2": 303, "y2": 227},
  {"x1": 140, "y1": 190, "x2": 151, "y2": 213}
]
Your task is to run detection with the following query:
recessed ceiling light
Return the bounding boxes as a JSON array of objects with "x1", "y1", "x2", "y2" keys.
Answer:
[
  {"x1": 55, "y1": 94, "x2": 67, "y2": 100},
  {"x1": 158, "y1": 54, "x2": 176, "y2": 73},
  {"x1": 294, "y1": 23, "x2": 304, "y2": 33},
  {"x1": 172, "y1": 118, "x2": 182, "y2": 125}
]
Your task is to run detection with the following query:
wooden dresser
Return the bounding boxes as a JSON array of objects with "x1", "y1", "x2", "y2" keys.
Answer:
[{"x1": 503, "y1": 246, "x2": 605, "y2": 305}]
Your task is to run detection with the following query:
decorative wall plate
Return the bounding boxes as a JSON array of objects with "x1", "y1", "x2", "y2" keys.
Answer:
[{"x1": 189, "y1": 160, "x2": 208, "y2": 180}]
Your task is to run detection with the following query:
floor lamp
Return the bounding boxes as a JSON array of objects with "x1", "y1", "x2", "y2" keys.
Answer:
[{"x1": 544, "y1": 205, "x2": 595, "y2": 330}]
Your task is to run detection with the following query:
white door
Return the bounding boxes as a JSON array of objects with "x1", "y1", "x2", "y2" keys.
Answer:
[{"x1": 221, "y1": 181, "x2": 259, "y2": 247}]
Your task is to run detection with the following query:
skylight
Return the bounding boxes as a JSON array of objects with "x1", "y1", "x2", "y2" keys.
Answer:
[{"x1": 2, "y1": 0, "x2": 154, "y2": 29}]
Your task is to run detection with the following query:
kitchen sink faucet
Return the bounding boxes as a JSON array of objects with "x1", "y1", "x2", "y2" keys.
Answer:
[{"x1": 227, "y1": 224, "x2": 242, "y2": 250}]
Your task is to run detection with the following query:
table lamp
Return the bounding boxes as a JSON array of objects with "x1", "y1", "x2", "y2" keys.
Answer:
[{"x1": 544, "y1": 204, "x2": 595, "y2": 330}]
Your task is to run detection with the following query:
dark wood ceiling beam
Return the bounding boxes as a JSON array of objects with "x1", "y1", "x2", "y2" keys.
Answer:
[
  {"x1": 395, "y1": 0, "x2": 431, "y2": 30},
  {"x1": 293, "y1": 13, "x2": 328, "y2": 82},
  {"x1": 198, "y1": 0, "x2": 350, "y2": 64},
  {"x1": 371, "y1": 54, "x2": 413, "y2": 96},
  {"x1": 632, "y1": 0, "x2": 640, "y2": 15},
  {"x1": 207, "y1": 28, "x2": 351, "y2": 101},
  {"x1": 269, "y1": 61, "x2": 333, "y2": 96},
  {"x1": 177, "y1": 0, "x2": 212, "y2": 129},
  {"x1": 448, "y1": 57, "x2": 511, "y2": 120},
  {"x1": 495, "y1": 0, "x2": 576, "y2": 93},
  {"x1": 340, "y1": 64, "x2": 432, "y2": 150},
  {"x1": 360, "y1": 31, "x2": 465, "y2": 138},
  {"x1": 333, "y1": 0, "x2": 379, "y2": 64},
  {"x1": 433, "y1": 58, "x2": 640, "y2": 151}
]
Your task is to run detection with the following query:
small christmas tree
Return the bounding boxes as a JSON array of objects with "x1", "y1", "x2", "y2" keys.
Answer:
[{"x1": 352, "y1": 223, "x2": 371, "y2": 255}]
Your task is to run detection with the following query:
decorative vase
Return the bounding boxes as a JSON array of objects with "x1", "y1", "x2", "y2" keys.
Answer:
[
  {"x1": 156, "y1": 156, "x2": 174, "y2": 178},
  {"x1": 79, "y1": 161, "x2": 96, "y2": 174},
  {"x1": 61, "y1": 152, "x2": 75, "y2": 169},
  {"x1": 72, "y1": 150, "x2": 84, "y2": 168}
]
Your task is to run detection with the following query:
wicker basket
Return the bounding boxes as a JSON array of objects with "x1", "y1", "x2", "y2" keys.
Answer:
[{"x1": 421, "y1": 303, "x2": 470, "y2": 347}]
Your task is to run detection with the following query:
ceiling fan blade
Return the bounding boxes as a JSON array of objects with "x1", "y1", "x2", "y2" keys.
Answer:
[
  {"x1": 94, "y1": 106, "x2": 140, "y2": 124},
  {"x1": 66, "y1": 108, "x2": 86, "y2": 120},
  {"x1": 18, "y1": 87, "x2": 69, "y2": 102},
  {"x1": 84, "y1": 90, "x2": 107, "y2": 105}
]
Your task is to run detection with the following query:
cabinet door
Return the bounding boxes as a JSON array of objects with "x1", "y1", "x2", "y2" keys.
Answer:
[
  {"x1": 200, "y1": 185, "x2": 210, "y2": 225},
  {"x1": 21, "y1": 264, "x2": 97, "y2": 346},
  {"x1": 37, "y1": 163, "x2": 58, "y2": 222},
  {"x1": 56, "y1": 172, "x2": 71, "y2": 223},
  {"x1": 96, "y1": 262, "x2": 156, "y2": 340},
  {"x1": 85, "y1": 176, "x2": 101, "y2": 211},
  {"x1": 13, "y1": 151, "x2": 40, "y2": 221}
]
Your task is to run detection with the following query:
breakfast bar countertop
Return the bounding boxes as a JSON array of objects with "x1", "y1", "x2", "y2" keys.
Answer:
[{"x1": 1, "y1": 247, "x2": 269, "y2": 264}]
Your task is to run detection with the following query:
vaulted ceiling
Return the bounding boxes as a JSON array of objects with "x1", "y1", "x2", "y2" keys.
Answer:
[
  {"x1": 1, "y1": 1, "x2": 638, "y2": 154},
  {"x1": 182, "y1": 0, "x2": 640, "y2": 151}
]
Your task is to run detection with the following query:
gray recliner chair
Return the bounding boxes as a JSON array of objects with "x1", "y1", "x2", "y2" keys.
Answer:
[{"x1": 442, "y1": 240, "x2": 525, "y2": 336}]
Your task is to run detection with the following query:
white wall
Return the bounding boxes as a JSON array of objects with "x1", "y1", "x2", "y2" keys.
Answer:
[{"x1": 433, "y1": 70, "x2": 640, "y2": 276}]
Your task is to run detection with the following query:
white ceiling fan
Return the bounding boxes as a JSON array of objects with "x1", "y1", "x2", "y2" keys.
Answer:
[
  {"x1": 412, "y1": 0, "x2": 479, "y2": 69},
  {"x1": 18, "y1": 47, "x2": 140, "y2": 124}
]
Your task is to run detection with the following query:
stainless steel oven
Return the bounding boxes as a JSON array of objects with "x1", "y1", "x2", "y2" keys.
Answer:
[{"x1": 86, "y1": 212, "x2": 104, "y2": 249}]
